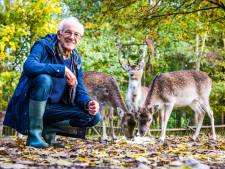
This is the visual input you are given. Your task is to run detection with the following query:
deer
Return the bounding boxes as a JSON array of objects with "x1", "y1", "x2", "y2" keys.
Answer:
[
  {"x1": 137, "y1": 70, "x2": 216, "y2": 142},
  {"x1": 118, "y1": 39, "x2": 154, "y2": 118},
  {"x1": 83, "y1": 71, "x2": 136, "y2": 141}
]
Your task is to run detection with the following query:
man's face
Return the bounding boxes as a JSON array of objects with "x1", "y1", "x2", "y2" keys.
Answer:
[{"x1": 57, "y1": 23, "x2": 82, "y2": 53}]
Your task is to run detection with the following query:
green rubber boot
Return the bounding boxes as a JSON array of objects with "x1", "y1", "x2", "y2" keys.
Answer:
[
  {"x1": 43, "y1": 120, "x2": 70, "y2": 148},
  {"x1": 43, "y1": 120, "x2": 87, "y2": 148},
  {"x1": 26, "y1": 100, "x2": 49, "y2": 148}
]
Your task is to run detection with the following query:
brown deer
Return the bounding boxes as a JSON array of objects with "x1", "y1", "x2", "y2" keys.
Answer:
[
  {"x1": 83, "y1": 72, "x2": 136, "y2": 140},
  {"x1": 118, "y1": 39, "x2": 154, "y2": 118},
  {"x1": 137, "y1": 70, "x2": 216, "y2": 142}
]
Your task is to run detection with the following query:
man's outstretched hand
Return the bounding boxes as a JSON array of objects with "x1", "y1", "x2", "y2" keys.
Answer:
[{"x1": 87, "y1": 100, "x2": 99, "y2": 115}]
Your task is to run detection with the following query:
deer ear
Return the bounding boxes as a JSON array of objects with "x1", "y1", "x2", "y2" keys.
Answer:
[
  {"x1": 136, "y1": 113, "x2": 140, "y2": 119},
  {"x1": 147, "y1": 105, "x2": 151, "y2": 110},
  {"x1": 134, "y1": 112, "x2": 139, "y2": 120},
  {"x1": 153, "y1": 105, "x2": 159, "y2": 113},
  {"x1": 117, "y1": 107, "x2": 125, "y2": 119}
]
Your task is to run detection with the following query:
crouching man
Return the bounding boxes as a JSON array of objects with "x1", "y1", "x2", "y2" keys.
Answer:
[{"x1": 3, "y1": 17, "x2": 101, "y2": 148}]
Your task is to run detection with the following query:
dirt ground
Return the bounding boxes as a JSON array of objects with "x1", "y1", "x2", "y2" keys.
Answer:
[{"x1": 0, "y1": 134, "x2": 224, "y2": 169}]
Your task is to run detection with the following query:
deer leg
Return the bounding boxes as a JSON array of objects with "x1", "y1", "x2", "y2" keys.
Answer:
[
  {"x1": 204, "y1": 102, "x2": 216, "y2": 140},
  {"x1": 101, "y1": 109, "x2": 108, "y2": 141},
  {"x1": 159, "y1": 104, "x2": 173, "y2": 142},
  {"x1": 191, "y1": 102, "x2": 205, "y2": 141},
  {"x1": 192, "y1": 112, "x2": 205, "y2": 141},
  {"x1": 109, "y1": 107, "x2": 116, "y2": 140}
]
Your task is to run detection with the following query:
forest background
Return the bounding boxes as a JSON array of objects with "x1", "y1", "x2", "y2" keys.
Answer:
[{"x1": 0, "y1": 0, "x2": 224, "y2": 130}]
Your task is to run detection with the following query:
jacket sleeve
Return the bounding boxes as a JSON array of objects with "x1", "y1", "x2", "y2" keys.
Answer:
[
  {"x1": 23, "y1": 41, "x2": 65, "y2": 78},
  {"x1": 75, "y1": 56, "x2": 92, "y2": 109}
]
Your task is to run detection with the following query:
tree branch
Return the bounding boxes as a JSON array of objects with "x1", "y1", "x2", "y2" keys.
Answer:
[
  {"x1": 207, "y1": 0, "x2": 225, "y2": 10},
  {"x1": 146, "y1": 6, "x2": 221, "y2": 20}
]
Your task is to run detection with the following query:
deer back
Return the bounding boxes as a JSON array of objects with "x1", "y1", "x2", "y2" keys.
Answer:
[
  {"x1": 144, "y1": 70, "x2": 212, "y2": 109},
  {"x1": 83, "y1": 72, "x2": 128, "y2": 113}
]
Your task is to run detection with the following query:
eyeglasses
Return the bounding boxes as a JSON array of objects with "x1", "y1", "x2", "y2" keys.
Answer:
[{"x1": 63, "y1": 30, "x2": 82, "y2": 39}]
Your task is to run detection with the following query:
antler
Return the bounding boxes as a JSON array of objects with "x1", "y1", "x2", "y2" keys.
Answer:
[
  {"x1": 145, "y1": 39, "x2": 154, "y2": 58},
  {"x1": 139, "y1": 44, "x2": 147, "y2": 69},
  {"x1": 118, "y1": 42, "x2": 129, "y2": 71},
  {"x1": 139, "y1": 39, "x2": 154, "y2": 69}
]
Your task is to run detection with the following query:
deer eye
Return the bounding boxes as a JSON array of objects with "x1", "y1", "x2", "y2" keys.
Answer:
[
  {"x1": 140, "y1": 119, "x2": 148, "y2": 124},
  {"x1": 103, "y1": 88, "x2": 109, "y2": 95}
]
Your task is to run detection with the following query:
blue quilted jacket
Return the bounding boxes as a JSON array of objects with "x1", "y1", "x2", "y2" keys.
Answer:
[{"x1": 3, "y1": 34, "x2": 91, "y2": 134}]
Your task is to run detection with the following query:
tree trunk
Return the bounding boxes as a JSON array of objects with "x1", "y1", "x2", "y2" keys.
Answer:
[
  {"x1": 177, "y1": 112, "x2": 182, "y2": 128},
  {"x1": 222, "y1": 111, "x2": 224, "y2": 125},
  {"x1": 195, "y1": 34, "x2": 200, "y2": 71},
  {"x1": 223, "y1": 38, "x2": 225, "y2": 49}
]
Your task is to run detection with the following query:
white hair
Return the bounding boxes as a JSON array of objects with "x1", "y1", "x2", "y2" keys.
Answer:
[{"x1": 58, "y1": 17, "x2": 84, "y2": 36}]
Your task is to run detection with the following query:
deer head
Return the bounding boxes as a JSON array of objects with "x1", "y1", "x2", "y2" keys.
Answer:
[
  {"x1": 138, "y1": 108, "x2": 153, "y2": 137},
  {"x1": 121, "y1": 113, "x2": 136, "y2": 139},
  {"x1": 118, "y1": 39, "x2": 154, "y2": 81},
  {"x1": 138, "y1": 106, "x2": 155, "y2": 137}
]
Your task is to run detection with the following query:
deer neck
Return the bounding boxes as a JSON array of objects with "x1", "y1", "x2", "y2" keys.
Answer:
[{"x1": 128, "y1": 79, "x2": 142, "y2": 93}]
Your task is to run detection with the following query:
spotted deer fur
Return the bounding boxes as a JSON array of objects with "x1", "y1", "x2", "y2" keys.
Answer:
[
  {"x1": 83, "y1": 72, "x2": 136, "y2": 140},
  {"x1": 138, "y1": 70, "x2": 216, "y2": 142},
  {"x1": 118, "y1": 39, "x2": 154, "y2": 117}
]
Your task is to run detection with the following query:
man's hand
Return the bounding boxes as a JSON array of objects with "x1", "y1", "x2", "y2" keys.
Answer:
[
  {"x1": 65, "y1": 66, "x2": 77, "y2": 87},
  {"x1": 87, "y1": 100, "x2": 99, "y2": 115}
]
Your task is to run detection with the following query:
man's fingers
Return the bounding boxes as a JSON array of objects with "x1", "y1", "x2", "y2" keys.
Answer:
[
  {"x1": 67, "y1": 79, "x2": 77, "y2": 87},
  {"x1": 67, "y1": 72, "x2": 74, "y2": 80},
  {"x1": 66, "y1": 67, "x2": 77, "y2": 87},
  {"x1": 88, "y1": 100, "x2": 99, "y2": 115},
  {"x1": 89, "y1": 108, "x2": 97, "y2": 115},
  {"x1": 65, "y1": 67, "x2": 76, "y2": 81},
  {"x1": 89, "y1": 111, "x2": 96, "y2": 115}
]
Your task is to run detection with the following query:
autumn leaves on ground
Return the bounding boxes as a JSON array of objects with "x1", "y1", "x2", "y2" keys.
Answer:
[{"x1": 0, "y1": 135, "x2": 224, "y2": 169}]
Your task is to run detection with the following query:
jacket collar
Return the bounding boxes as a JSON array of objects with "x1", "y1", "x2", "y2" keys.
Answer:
[{"x1": 41, "y1": 34, "x2": 58, "y2": 56}]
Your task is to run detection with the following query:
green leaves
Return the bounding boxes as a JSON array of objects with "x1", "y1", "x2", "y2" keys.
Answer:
[
  {"x1": 0, "y1": 0, "x2": 62, "y2": 69},
  {"x1": 0, "y1": 1, "x2": 63, "y2": 110},
  {"x1": 0, "y1": 71, "x2": 20, "y2": 111}
]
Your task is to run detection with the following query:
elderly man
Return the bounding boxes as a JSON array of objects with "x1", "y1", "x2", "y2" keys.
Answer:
[{"x1": 3, "y1": 17, "x2": 101, "y2": 148}]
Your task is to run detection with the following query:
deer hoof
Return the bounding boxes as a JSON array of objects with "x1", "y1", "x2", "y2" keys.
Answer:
[
  {"x1": 158, "y1": 138, "x2": 165, "y2": 144},
  {"x1": 192, "y1": 136, "x2": 201, "y2": 142},
  {"x1": 112, "y1": 136, "x2": 118, "y2": 141},
  {"x1": 212, "y1": 135, "x2": 217, "y2": 141},
  {"x1": 99, "y1": 136, "x2": 109, "y2": 143}
]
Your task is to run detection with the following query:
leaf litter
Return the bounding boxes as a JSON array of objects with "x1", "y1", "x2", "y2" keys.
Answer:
[{"x1": 0, "y1": 134, "x2": 224, "y2": 168}]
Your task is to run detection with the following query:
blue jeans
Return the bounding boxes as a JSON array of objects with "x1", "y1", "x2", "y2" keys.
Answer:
[{"x1": 29, "y1": 74, "x2": 101, "y2": 127}]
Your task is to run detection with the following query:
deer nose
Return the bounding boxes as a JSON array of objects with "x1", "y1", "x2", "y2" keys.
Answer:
[
  {"x1": 139, "y1": 130, "x2": 145, "y2": 137},
  {"x1": 126, "y1": 135, "x2": 134, "y2": 139}
]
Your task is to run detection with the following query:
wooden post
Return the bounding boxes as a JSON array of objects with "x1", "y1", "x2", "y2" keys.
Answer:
[
  {"x1": 223, "y1": 38, "x2": 225, "y2": 49},
  {"x1": 0, "y1": 111, "x2": 6, "y2": 136}
]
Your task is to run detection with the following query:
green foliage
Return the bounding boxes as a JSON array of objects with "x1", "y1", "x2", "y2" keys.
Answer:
[
  {"x1": 204, "y1": 50, "x2": 225, "y2": 124},
  {"x1": 0, "y1": 0, "x2": 62, "y2": 110},
  {"x1": 0, "y1": 71, "x2": 20, "y2": 111},
  {"x1": 77, "y1": 29, "x2": 129, "y2": 95},
  {"x1": 0, "y1": 0, "x2": 62, "y2": 69}
]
